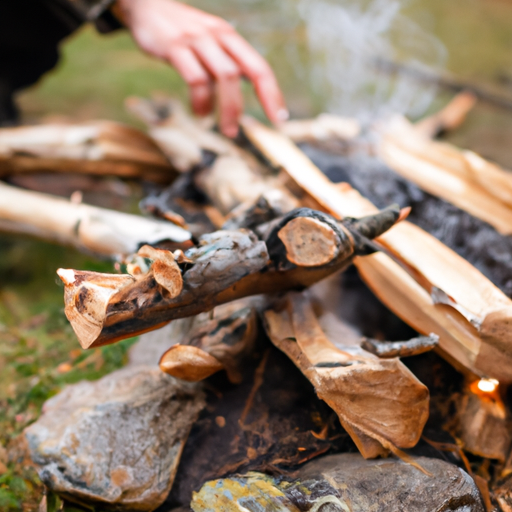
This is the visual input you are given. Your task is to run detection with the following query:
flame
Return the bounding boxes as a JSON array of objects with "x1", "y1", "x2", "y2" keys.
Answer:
[{"x1": 476, "y1": 378, "x2": 499, "y2": 394}]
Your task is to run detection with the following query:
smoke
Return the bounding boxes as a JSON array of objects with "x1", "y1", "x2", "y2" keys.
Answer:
[{"x1": 296, "y1": 0, "x2": 447, "y2": 122}]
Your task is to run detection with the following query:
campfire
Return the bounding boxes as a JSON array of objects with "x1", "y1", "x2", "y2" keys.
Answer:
[{"x1": 3, "y1": 93, "x2": 512, "y2": 511}]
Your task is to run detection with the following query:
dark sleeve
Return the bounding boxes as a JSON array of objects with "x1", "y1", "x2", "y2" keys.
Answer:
[
  {"x1": 59, "y1": 0, "x2": 116, "y2": 21},
  {"x1": 50, "y1": 0, "x2": 123, "y2": 33}
]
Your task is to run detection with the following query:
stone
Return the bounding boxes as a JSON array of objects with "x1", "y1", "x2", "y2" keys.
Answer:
[
  {"x1": 192, "y1": 453, "x2": 484, "y2": 512},
  {"x1": 24, "y1": 365, "x2": 205, "y2": 511}
]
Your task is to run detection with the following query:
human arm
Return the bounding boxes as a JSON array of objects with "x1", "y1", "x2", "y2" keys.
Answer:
[{"x1": 60, "y1": 0, "x2": 288, "y2": 137}]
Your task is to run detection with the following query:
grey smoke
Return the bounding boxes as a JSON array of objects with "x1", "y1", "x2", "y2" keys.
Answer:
[{"x1": 297, "y1": 0, "x2": 447, "y2": 122}]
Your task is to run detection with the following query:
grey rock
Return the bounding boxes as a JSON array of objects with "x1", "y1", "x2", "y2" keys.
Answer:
[
  {"x1": 24, "y1": 365, "x2": 205, "y2": 511},
  {"x1": 192, "y1": 453, "x2": 484, "y2": 512},
  {"x1": 293, "y1": 453, "x2": 484, "y2": 512}
]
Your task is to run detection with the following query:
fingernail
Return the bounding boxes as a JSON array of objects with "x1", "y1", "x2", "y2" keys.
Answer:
[{"x1": 276, "y1": 108, "x2": 289, "y2": 122}]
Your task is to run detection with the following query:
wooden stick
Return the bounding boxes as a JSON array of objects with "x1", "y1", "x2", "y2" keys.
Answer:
[
  {"x1": 414, "y1": 91, "x2": 477, "y2": 138},
  {"x1": 264, "y1": 292, "x2": 429, "y2": 458},
  {"x1": 0, "y1": 182, "x2": 191, "y2": 258},
  {"x1": 378, "y1": 116, "x2": 512, "y2": 234},
  {"x1": 58, "y1": 206, "x2": 401, "y2": 349},
  {"x1": 241, "y1": 116, "x2": 512, "y2": 383},
  {"x1": 361, "y1": 334, "x2": 439, "y2": 359},
  {"x1": 0, "y1": 122, "x2": 177, "y2": 183}
]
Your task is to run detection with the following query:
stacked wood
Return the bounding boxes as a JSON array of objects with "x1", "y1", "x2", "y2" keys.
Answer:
[
  {"x1": 6, "y1": 94, "x2": 512, "y2": 469},
  {"x1": 379, "y1": 115, "x2": 512, "y2": 234},
  {"x1": 241, "y1": 117, "x2": 512, "y2": 383},
  {"x1": 0, "y1": 121, "x2": 177, "y2": 183}
]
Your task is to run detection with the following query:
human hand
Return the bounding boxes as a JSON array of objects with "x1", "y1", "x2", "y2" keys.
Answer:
[{"x1": 114, "y1": 0, "x2": 288, "y2": 137}]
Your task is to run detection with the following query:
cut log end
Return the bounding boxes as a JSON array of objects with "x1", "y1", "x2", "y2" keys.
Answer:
[
  {"x1": 57, "y1": 268, "x2": 76, "y2": 286},
  {"x1": 159, "y1": 345, "x2": 224, "y2": 382},
  {"x1": 277, "y1": 216, "x2": 340, "y2": 267}
]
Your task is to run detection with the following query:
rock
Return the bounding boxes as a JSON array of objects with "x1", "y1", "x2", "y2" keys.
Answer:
[
  {"x1": 191, "y1": 453, "x2": 484, "y2": 512},
  {"x1": 162, "y1": 344, "x2": 354, "y2": 509},
  {"x1": 24, "y1": 365, "x2": 205, "y2": 511}
]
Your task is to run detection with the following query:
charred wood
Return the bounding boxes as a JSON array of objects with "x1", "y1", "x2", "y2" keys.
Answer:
[{"x1": 58, "y1": 206, "x2": 401, "y2": 349}]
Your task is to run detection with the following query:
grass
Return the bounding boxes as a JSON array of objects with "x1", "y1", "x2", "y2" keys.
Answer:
[
  {"x1": 4, "y1": 1, "x2": 512, "y2": 509},
  {"x1": 0, "y1": 237, "x2": 138, "y2": 511}
]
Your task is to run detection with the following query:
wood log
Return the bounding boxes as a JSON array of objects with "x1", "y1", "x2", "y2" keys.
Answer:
[
  {"x1": 241, "y1": 117, "x2": 512, "y2": 383},
  {"x1": 0, "y1": 121, "x2": 177, "y2": 183},
  {"x1": 378, "y1": 116, "x2": 512, "y2": 234},
  {"x1": 414, "y1": 91, "x2": 477, "y2": 138},
  {"x1": 453, "y1": 380, "x2": 511, "y2": 461},
  {"x1": 58, "y1": 206, "x2": 402, "y2": 349},
  {"x1": 0, "y1": 182, "x2": 191, "y2": 258},
  {"x1": 159, "y1": 303, "x2": 258, "y2": 383},
  {"x1": 263, "y1": 292, "x2": 429, "y2": 458}
]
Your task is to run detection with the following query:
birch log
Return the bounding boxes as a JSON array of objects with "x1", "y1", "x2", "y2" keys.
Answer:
[
  {"x1": 241, "y1": 116, "x2": 512, "y2": 383},
  {"x1": 0, "y1": 182, "x2": 191, "y2": 258},
  {"x1": 0, "y1": 122, "x2": 177, "y2": 183}
]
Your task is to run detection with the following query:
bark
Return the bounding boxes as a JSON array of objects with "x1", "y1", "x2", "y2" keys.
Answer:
[
  {"x1": 159, "y1": 302, "x2": 258, "y2": 384},
  {"x1": 0, "y1": 121, "x2": 177, "y2": 183},
  {"x1": 263, "y1": 292, "x2": 429, "y2": 458},
  {"x1": 361, "y1": 334, "x2": 439, "y2": 358},
  {"x1": 241, "y1": 116, "x2": 512, "y2": 383},
  {"x1": 58, "y1": 206, "x2": 401, "y2": 349},
  {"x1": 0, "y1": 182, "x2": 191, "y2": 258}
]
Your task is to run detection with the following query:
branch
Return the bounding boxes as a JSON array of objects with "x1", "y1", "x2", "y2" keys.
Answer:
[{"x1": 58, "y1": 206, "x2": 401, "y2": 349}]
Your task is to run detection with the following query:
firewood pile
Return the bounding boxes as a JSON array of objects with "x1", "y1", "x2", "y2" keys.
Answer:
[{"x1": 5, "y1": 93, "x2": 512, "y2": 511}]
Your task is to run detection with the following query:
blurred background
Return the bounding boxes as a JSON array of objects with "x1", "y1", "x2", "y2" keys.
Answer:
[
  {"x1": 17, "y1": 0, "x2": 512, "y2": 164},
  {"x1": 3, "y1": 0, "x2": 512, "y2": 508}
]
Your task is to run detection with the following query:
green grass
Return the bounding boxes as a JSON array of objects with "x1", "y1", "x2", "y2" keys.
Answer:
[
  {"x1": 0, "y1": 237, "x2": 138, "y2": 511},
  {"x1": 4, "y1": 1, "x2": 512, "y2": 509}
]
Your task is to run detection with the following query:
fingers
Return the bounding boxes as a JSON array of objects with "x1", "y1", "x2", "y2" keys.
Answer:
[
  {"x1": 168, "y1": 32, "x2": 285, "y2": 138},
  {"x1": 219, "y1": 32, "x2": 288, "y2": 124},
  {"x1": 167, "y1": 46, "x2": 214, "y2": 116},
  {"x1": 192, "y1": 37, "x2": 243, "y2": 138}
]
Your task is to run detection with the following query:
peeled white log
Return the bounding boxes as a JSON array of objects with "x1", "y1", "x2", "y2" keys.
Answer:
[
  {"x1": 0, "y1": 182, "x2": 191, "y2": 258},
  {"x1": 0, "y1": 121, "x2": 177, "y2": 183}
]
